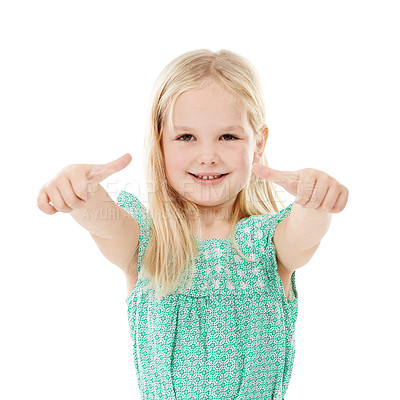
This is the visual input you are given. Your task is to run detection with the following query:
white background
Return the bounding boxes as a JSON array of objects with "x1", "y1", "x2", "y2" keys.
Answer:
[{"x1": 1, "y1": 1, "x2": 399, "y2": 399}]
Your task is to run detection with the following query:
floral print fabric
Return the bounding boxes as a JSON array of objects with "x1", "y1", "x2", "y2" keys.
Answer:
[{"x1": 116, "y1": 190, "x2": 298, "y2": 400}]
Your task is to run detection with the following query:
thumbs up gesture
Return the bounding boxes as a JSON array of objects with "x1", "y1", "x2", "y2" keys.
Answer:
[
  {"x1": 252, "y1": 156, "x2": 349, "y2": 213},
  {"x1": 37, "y1": 153, "x2": 132, "y2": 215}
]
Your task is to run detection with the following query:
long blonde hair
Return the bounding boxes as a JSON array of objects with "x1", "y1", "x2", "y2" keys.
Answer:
[{"x1": 139, "y1": 49, "x2": 286, "y2": 300}]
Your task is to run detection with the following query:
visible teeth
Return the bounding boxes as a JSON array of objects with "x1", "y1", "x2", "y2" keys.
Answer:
[{"x1": 195, "y1": 174, "x2": 223, "y2": 180}]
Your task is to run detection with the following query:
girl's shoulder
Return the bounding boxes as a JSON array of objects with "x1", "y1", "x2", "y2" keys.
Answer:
[
  {"x1": 236, "y1": 203, "x2": 294, "y2": 244},
  {"x1": 245, "y1": 202, "x2": 294, "y2": 228},
  {"x1": 116, "y1": 190, "x2": 150, "y2": 225}
]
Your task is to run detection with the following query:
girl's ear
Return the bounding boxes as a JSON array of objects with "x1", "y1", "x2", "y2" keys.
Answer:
[{"x1": 254, "y1": 124, "x2": 268, "y2": 159}]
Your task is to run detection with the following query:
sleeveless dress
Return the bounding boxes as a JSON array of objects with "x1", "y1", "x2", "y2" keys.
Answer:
[{"x1": 116, "y1": 190, "x2": 298, "y2": 400}]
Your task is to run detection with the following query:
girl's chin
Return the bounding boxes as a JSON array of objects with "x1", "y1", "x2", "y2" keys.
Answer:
[{"x1": 181, "y1": 191, "x2": 234, "y2": 207}]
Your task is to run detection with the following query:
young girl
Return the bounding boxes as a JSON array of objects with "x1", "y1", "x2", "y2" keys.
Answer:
[{"x1": 37, "y1": 49, "x2": 348, "y2": 400}]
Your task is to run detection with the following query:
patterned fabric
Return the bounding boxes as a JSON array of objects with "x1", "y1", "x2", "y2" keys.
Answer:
[{"x1": 116, "y1": 190, "x2": 298, "y2": 400}]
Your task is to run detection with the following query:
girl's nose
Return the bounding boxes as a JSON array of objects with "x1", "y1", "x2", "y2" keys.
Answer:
[
  {"x1": 196, "y1": 143, "x2": 221, "y2": 165},
  {"x1": 198, "y1": 153, "x2": 220, "y2": 165},
  {"x1": 200, "y1": 160, "x2": 215, "y2": 165}
]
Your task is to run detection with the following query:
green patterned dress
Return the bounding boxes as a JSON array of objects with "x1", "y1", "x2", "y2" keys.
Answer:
[{"x1": 116, "y1": 190, "x2": 298, "y2": 400}]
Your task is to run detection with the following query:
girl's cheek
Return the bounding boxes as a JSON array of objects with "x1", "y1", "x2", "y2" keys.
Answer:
[{"x1": 227, "y1": 149, "x2": 250, "y2": 164}]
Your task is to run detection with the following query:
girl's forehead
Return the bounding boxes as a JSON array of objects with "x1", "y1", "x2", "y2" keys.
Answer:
[{"x1": 164, "y1": 96, "x2": 249, "y2": 132}]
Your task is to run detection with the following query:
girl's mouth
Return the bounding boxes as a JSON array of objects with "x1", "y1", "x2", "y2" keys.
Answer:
[{"x1": 189, "y1": 173, "x2": 229, "y2": 185}]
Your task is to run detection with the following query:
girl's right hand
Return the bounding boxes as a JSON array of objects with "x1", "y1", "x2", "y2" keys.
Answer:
[{"x1": 37, "y1": 153, "x2": 132, "y2": 215}]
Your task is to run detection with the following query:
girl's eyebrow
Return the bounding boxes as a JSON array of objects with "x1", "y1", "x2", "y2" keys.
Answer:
[{"x1": 174, "y1": 125, "x2": 245, "y2": 133}]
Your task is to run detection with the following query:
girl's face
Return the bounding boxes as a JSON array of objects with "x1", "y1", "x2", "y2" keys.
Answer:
[{"x1": 161, "y1": 82, "x2": 264, "y2": 217}]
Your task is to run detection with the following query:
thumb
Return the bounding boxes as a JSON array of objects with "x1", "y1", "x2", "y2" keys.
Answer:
[
  {"x1": 87, "y1": 153, "x2": 132, "y2": 183},
  {"x1": 252, "y1": 164, "x2": 286, "y2": 184},
  {"x1": 252, "y1": 164, "x2": 300, "y2": 197}
]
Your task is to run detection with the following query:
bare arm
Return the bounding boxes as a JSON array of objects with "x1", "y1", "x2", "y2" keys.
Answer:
[
  {"x1": 281, "y1": 203, "x2": 332, "y2": 250},
  {"x1": 37, "y1": 153, "x2": 139, "y2": 272},
  {"x1": 273, "y1": 206, "x2": 328, "y2": 272},
  {"x1": 70, "y1": 184, "x2": 129, "y2": 238},
  {"x1": 252, "y1": 163, "x2": 349, "y2": 273},
  {"x1": 70, "y1": 185, "x2": 140, "y2": 273}
]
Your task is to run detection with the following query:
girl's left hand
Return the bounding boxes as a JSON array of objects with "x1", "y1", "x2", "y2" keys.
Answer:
[{"x1": 252, "y1": 158, "x2": 349, "y2": 213}]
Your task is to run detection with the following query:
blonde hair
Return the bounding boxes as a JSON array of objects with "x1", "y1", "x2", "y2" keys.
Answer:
[{"x1": 139, "y1": 48, "x2": 287, "y2": 300}]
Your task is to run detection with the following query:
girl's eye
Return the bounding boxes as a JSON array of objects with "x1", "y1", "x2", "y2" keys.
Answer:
[
  {"x1": 221, "y1": 134, "x2": 238, "y2": 141},
  {"x1": 177, "y1": 134, "x2": 194, "y2": 141},
  {"x1": 177, "y1": 134, "x2": 238, "y2": 141}
]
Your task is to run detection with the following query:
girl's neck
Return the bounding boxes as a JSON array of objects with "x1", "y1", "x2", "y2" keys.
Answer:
[{"x1": 190, "y1": 202, "x2": 245, "y2": 239}]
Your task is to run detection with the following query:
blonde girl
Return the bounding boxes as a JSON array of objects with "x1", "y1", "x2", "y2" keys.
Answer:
[{"x1": 37, "y1": 48, "x2": 348, "y2": 400}]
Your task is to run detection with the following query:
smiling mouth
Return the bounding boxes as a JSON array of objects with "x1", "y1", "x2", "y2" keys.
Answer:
[{"x1": 189, "y1": 173, "x2": 228, "y2": 180}]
